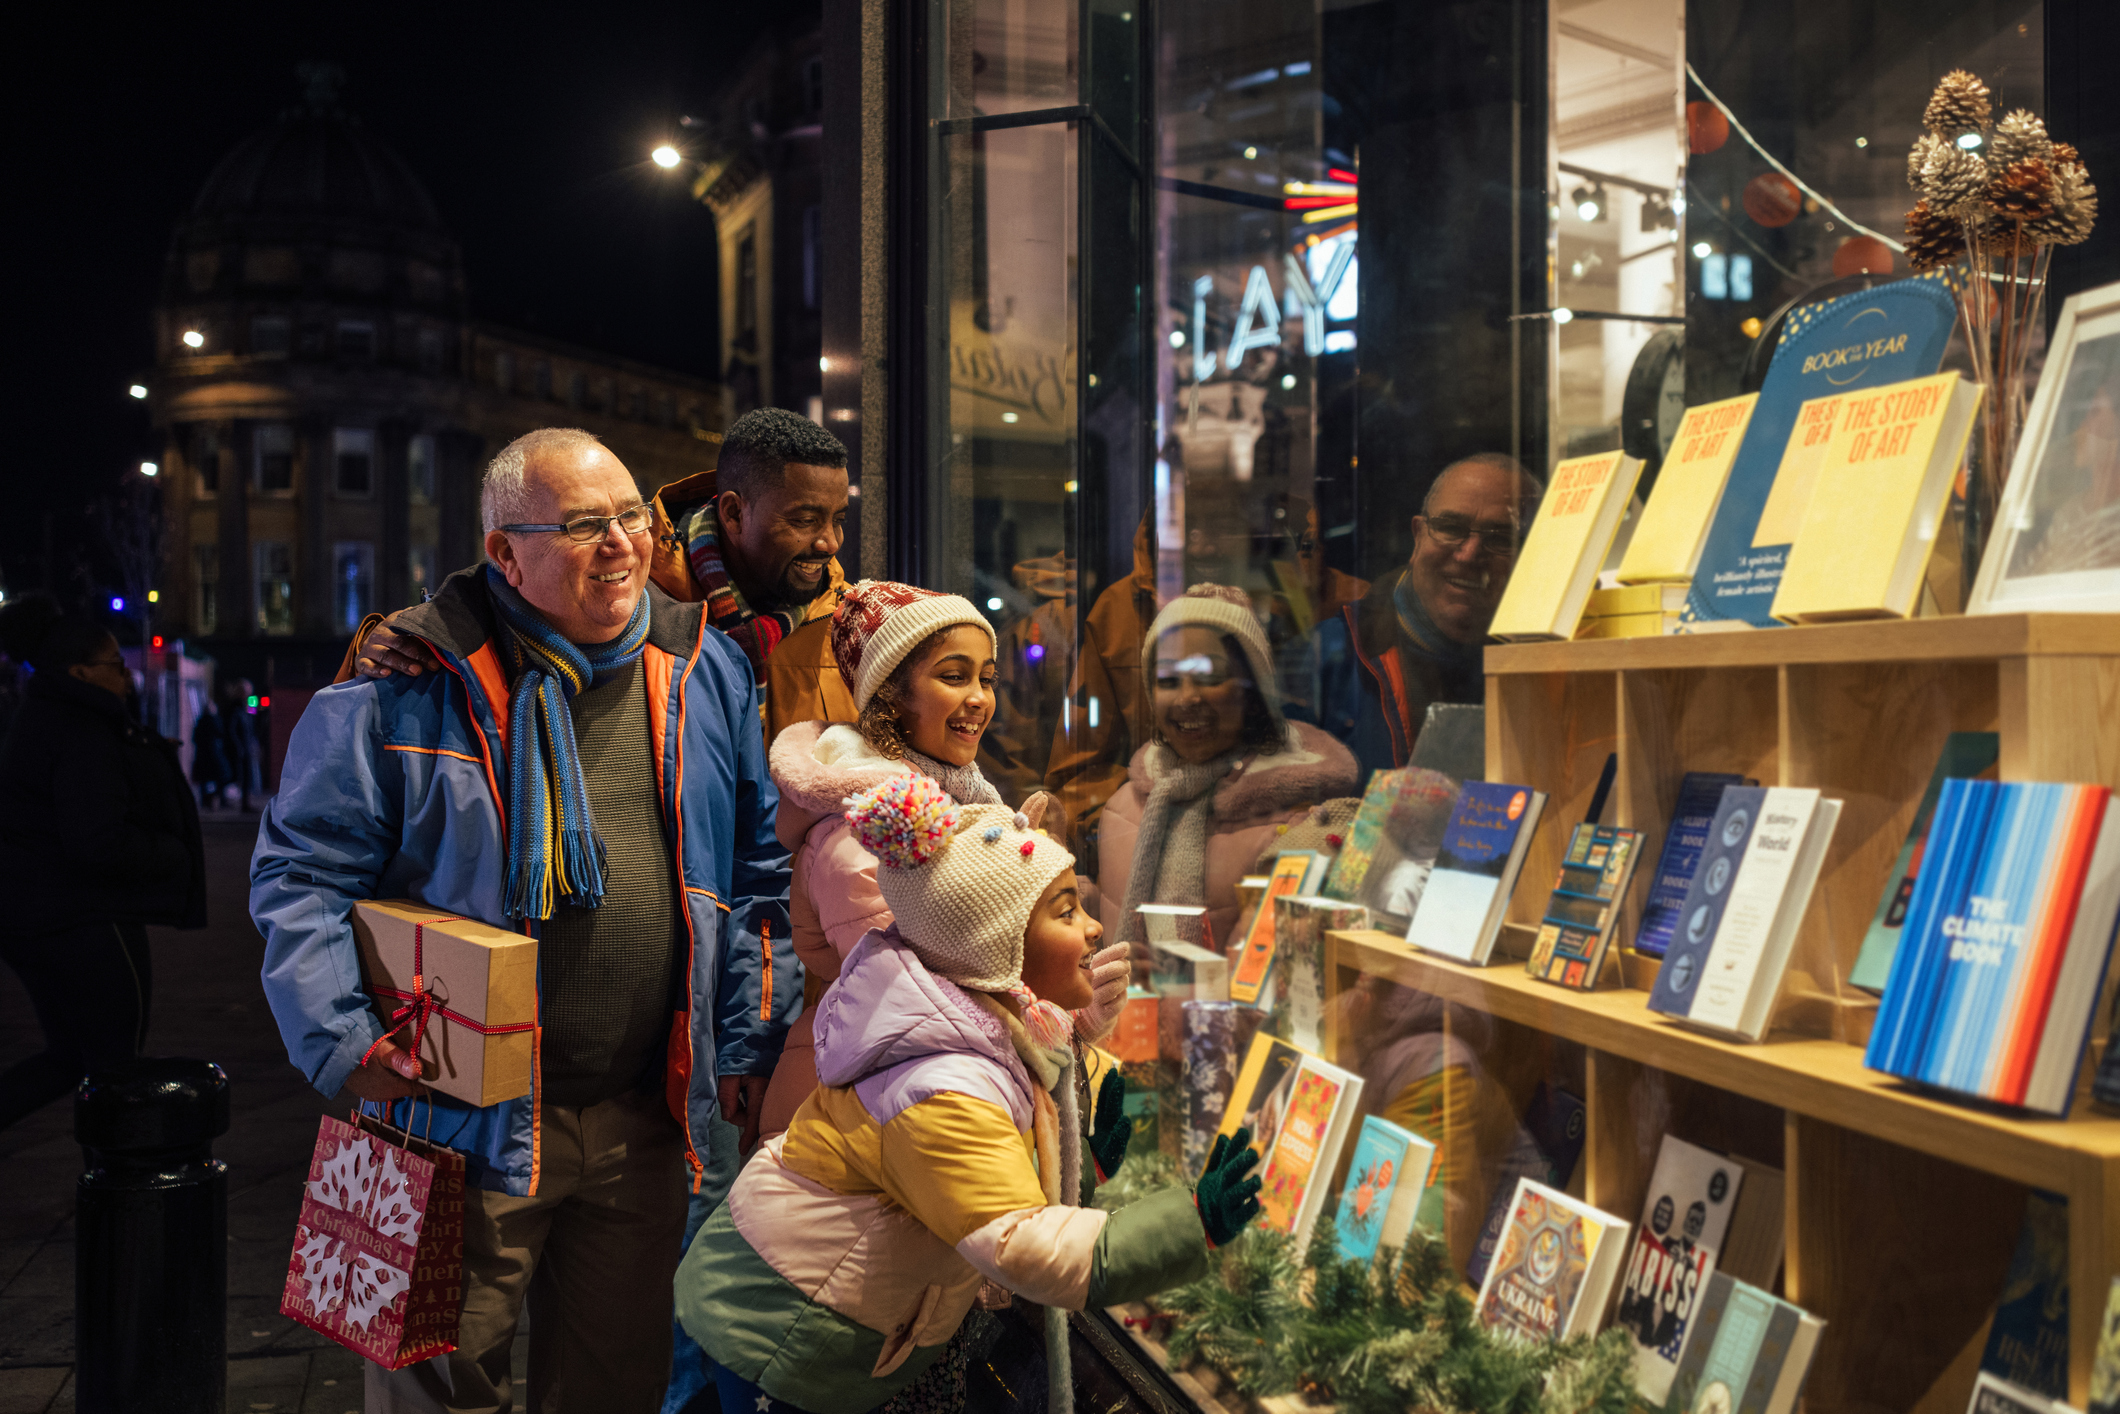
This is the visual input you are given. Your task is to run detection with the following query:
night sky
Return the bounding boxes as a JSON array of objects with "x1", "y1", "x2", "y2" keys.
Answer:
[{"x1": 17, "y1": 0, "x2": 786, "y2": 608}]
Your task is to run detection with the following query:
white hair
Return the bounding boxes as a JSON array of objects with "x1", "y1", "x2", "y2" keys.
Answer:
[{"x1": 481, "y1": 428, "x2": 608, "y2": 538}]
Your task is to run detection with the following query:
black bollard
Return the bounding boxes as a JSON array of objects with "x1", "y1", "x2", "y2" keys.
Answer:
[{"x1": 75, "y1": 1058, "x2": 230, "y2": 1414}]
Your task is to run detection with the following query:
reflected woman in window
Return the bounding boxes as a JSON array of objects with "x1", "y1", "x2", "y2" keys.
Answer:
[{"x1": 1099, "y1": 584, "x2": 1361, "y2": 952}]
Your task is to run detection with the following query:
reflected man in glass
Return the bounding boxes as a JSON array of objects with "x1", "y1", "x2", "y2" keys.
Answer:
[{"x1": 1322, "y1": 453, "x2": 1542, "y2": 773}]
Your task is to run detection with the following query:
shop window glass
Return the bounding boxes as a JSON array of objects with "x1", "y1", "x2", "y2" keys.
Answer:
[{"x1": 193, "y1": 545, "x2": 217, "y2": 637}]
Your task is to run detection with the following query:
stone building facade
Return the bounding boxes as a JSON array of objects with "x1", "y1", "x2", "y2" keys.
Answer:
[{"x1": 147, "y1": 70, "x2": 720, "y2": 679}]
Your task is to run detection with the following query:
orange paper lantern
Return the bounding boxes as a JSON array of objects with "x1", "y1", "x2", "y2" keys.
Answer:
[
  {"x1": 1832, "y1": 235, "x2": 1897, "y2": 278},
  {"x1": 1742, "y1": 172, "x2": 1802, "y2": 228},
  {"x1": 1687, "y1": 101, "x2": 1730, "y2": 155}
]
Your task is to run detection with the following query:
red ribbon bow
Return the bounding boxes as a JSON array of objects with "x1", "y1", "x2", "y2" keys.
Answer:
[{"x1": 359, "y1": 918, "x2": 535, "y2": 1076}]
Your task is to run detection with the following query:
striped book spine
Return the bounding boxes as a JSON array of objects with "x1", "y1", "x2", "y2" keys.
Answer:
[{"x1": 1867, "y1": 780, "x2": 2109, "y2": 1106}]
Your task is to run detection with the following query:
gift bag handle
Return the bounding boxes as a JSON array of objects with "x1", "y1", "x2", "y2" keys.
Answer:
[{"x1": 356, "y1": 1095, "x2": 437, "y2": 1149}]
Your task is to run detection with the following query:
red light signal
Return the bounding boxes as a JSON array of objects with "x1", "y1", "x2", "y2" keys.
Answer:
[
  {"x1": 151, "y1": 636, "x2": 164, "y2": 650},
  {"x1": 258, "y1": 696, "x2": 270, "y2": 708}
]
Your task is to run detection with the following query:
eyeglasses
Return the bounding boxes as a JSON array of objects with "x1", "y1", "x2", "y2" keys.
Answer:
[
  {"x1": 501, "y1": 504, "x2": 653, "y2": 543},
  {"x1": 1420, "y1": 513, "x2": 1520, "y2": 559}
]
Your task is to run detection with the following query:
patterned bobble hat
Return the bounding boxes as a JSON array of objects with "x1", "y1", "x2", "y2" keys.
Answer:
[
  {"x1": 831, "y1": 580, "x2": 998, "y2": 711},
  {"x1": 844, "y1": 774, "x2": 1075, "y2": 994}
]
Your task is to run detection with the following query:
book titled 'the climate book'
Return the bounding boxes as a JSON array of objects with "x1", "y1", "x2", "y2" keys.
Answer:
[
  {"x1": 1866, "y1": 779, "x2": 2120, "y2": 1116},
  {"x1": 1405, "y1": 781, "x2": 1547, "y2": 965}
]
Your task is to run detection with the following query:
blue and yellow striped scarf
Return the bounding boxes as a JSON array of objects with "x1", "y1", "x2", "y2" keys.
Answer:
[{"x1": 485, "y1": 565, "x2": 652, "y2": 920}]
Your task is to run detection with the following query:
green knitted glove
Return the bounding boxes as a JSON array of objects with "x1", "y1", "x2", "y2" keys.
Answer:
[
  {"x1": 1089, "y1": 1067, "x2": 1132, "y2": 1182},
  {"x1": 1193, "y1": 1127, "x2": 1263, "y2": 1247}
]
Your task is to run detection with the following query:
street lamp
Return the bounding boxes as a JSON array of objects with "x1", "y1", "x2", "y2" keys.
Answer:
[
  {"x1": 652, "y1": 144, "x2": 682, "y2": 169},
  {"x1": 128, "y1": 384, "x2": 148, "y2": 400},
  {"x1": 181, "y1": 330, "x2": 204, "y2": 349},
  {"x1": 140, "y1": 461, "x2": 158, "y2": 478}
]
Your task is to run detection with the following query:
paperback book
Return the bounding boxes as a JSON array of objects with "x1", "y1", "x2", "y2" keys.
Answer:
[
  {"x1": 1646, "y1": 786, "x2": 1843, "y2": 1042},
  {"x1": 1636, "y1": 772, "x2": 1754, "y2": 959},
  {"x1": 1866, "y1": 780, "x2": 2120, "y2": 1115},
  {"x1": 1849, "y1": 732, "x2": 2003, "y2": 992},
  {"x1": 1472, "y1": 1178, "x2": 1630, "y2": 1345},
  {"x1": 1616, "y1": 1136, "x2": 1744, "y2": 1404},
  {"x1": 1684, "y1": 271, "x2": 1960, "y2": 629},
  {"x1": 1231, "y1": 852, "x2": 1330, "y2": 1005},
  {"x1": 1664, "y1": 1271, "x2": 1826, "y2": 1414},
  {"x1": 1491, "y1": 450, "x2": 1646, "y2": 641},
  {"x1": 1980, "y1": 1190, "x2": 2071, "y2": 1399},
  {"x1": 1251, "y1": 1054, "x2": 1365, "y2": 1252},
  {"x1": 1322, "y1": 767, "x2": 1462, "y2": 929},
  {"x1": 1333, "y1": 1114, "x2": 1437, "y2": 1267},
  {"x1": 1212, "y1": 1033, "x2": 1311, "y2": 1176},
  {"x1": 1525, "y1": 822, "x2": 1645, "y2": 990},
  {"x1": 1617, "y1": 393, "x2": 1760, "y2": 585},
  {"x1": 1969, "y1": 1372, "x2": 2082, "y2": 1414},
  {"x1": 1466, "y1": 1083, "x2": 1588, "y2": 1287},
  {"x1": 1405, "y1": 782, "x2": 1548, "y2": 965}
]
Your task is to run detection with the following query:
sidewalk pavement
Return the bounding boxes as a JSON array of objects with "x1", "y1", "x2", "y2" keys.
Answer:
[{"x1": 0, "y1": 809, "x2": 526, "y2": 1413}]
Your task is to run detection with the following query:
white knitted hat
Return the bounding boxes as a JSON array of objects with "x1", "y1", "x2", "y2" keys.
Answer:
[
  {"x1": 844, "y1": 775, "x2": 1074, "y2": 992},
  {"x1": 1140, "y1": 584, "x2": 1284, "y2": 729},
  {"x1": 831, "y1": 581, "x2": 997, "y2": 711}
]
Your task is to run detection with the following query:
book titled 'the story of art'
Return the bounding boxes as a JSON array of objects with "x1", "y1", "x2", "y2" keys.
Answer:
[{"x1": 1866, "y1": 779, "x2": 2120, "y2": 1116}]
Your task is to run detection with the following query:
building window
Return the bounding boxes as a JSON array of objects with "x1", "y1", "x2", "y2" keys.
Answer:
[
  {"x1": 568, "y1": 370, "x2": 587, "y2": 407},
  {"x1": 337, "y1": 320, "x2": 375, "y2": 359},
  {"x1": 408, "y1": 433, "x2": 436, "y2": 503},
  {"x1": 534, "y1": 360, "x2": 552, "y2": 400},
  {"x1": 802, "y1": 205, "x2": 822, "y2": 310},
  {"x1": 332, "y1": 542, "x2": 375, "y2": 632},
  {"x1": 804, "y1": 56, "x2": 824, "y2": 117},
  {"x1": 417, "y1": 327, "x2": 444, "y2": 373},
  {"x1": 335, "y1": 428, "x2": 375, "y2": 496},
  {"x1": 494, "y1": 350, "x2": 515, "y2": 393},
  {"x1": 410, "y1": 544, "x2": 438, "y2": 601},
  {"x1": 737, "y1": 227, "x2": 758, "y2": 336},
  {"x1": 251, "y1": 316, "x2": 291, "y2": 356},
  {"x1": 193, "y1": 545, "x2": 218, "y2": 637},
  {"x1": 255, "y1": 542, "x2": 294, "y2": 635},
  {"x1": 192, "y1": 425, "x2": 219, "y2": 496},
  {"x1": 254, "y1": 423, "x2": 295, "y2": 493}
]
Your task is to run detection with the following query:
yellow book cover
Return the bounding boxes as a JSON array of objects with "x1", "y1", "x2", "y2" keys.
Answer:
[
  {"x1": 1573, "y1": 611, "x2": 1670, "y2": 640},
  {"x1": 1771, "y1": 372, "x2": 1981, "y2": 623},
  {"x1": 1231, "y1": 853, "x2": 1314, "y2": 1004},
  {"x1": 1752, "y1": 393, "x2": 1850, "y2": 549},
  {"x1": 1615, "y1": 394, "x2": 1759, "y2": 584},
  {"x1": 1584, "y1": 583, "x2": 1686, "y2": 617},
  {"x1": 1490, "y1": 451, "x2": 1644, "y2": 641}
]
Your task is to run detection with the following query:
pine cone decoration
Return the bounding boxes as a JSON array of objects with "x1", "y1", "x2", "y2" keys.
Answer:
[
  {"x1": 1903, "y1": 200, "x2": 1966, "y2": 272},
  {"x1": 1990, "y1": 109, "x2": 2053, "y2": 168},
  {"x1": 1907, "y1": 133, "x2": 1944, "y2": 194},
  {"x1": 2028, "y1": 162, "x2": 2098, "y2": 245},
  {"x1": 1922, "y1": 143, "x2": 1990, "y2": 217},
  {"x1": 1987, "y1": 158, "x2": 2057, "y2": 222},
  {"x1": 1924, "y1": 69, "x2": 1992, "y2": 138},
  {"x1": 2052, "y1": 142, "x2": 2081, "y2": 167}
]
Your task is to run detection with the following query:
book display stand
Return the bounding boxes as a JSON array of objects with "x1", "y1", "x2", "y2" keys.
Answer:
[{"x1": 1320, "y1": 614, "x2": 2120, "y2": 1409}]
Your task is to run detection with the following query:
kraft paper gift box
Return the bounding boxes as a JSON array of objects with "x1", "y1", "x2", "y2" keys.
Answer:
[{"x1": 351, "y1": 901, "x2": 536, "y2": 1107}]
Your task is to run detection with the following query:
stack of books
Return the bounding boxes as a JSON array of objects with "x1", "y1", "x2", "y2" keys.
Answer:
[{"x1": 1573, "y1": 582, "x2": 1688, "y2": 639}]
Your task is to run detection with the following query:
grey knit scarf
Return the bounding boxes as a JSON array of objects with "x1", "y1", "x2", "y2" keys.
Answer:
[
  {"x1": 904, "y1": 748, "x2": 1002, "y2": 807},
  {"x1": 1117, "y1": 743, "x2": 1243, "y2": 942}
]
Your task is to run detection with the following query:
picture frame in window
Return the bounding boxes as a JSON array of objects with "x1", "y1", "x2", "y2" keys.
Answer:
[{"x1": 1970, "y1": 279, "x2": 2120, "y2": 615}]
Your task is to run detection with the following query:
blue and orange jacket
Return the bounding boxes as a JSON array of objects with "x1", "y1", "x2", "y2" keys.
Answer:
[{"x1": 252, "y1": 567, "x2": 797, "y2": 1196}]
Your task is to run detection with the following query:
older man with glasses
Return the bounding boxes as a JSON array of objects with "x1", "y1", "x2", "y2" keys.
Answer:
[
  {"x1": 1320, "y1": 452, "x2": 1544, "y2": 773},
  {"x1": 254, "y1": 427, "x2": 795, "y2": 1413}
]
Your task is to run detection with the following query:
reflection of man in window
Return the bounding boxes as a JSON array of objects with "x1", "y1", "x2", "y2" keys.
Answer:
[{"x1": 1322, "y1": 454, "x2": 1541, "y2": 772}]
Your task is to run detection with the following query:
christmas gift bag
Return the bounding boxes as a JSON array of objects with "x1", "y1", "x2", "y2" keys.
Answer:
[{"x1": 280, "y1": 1104, "x2": 466, "y2": 1368}]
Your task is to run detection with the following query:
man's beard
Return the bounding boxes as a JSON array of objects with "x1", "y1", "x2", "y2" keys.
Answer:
[{"x1": 751, "y1": 558, "x2": 833, "y2": 612}]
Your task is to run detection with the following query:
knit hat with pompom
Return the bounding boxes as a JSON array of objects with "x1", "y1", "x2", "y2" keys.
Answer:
[
  {"x1": 844, "y1": 774, "x2": 1075, "y2": 997},
  {"x1": 1140, "y1": 583, "x2": 1285, "y2": 734},
  {"x1": 831, "y1": 580, "x2": 997, "y2": 711}
]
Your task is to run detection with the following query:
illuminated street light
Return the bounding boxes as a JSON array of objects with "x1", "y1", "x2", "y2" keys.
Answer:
[
  {"x1": 128, "y1": 384, "x2": 148, "y2": 399},
  {"x1": 181, "y1": 330, "x2": 204, "y2": 349},
  {"x1": 652, "y1": 144, "x2": 682, "y2": 168},
  {"x1": 148, "y1": 590, "x2": 160, "y2": 604},
  {"x1": 140, "y1": 461, "x2": 158, "y2": 477}
]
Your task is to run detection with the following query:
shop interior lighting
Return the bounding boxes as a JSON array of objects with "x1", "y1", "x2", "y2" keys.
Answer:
[
  {"x1": 1169, "y1": 328, "x2": 1187, "y2": 348},
  {"x1": 1570, "y1": 183, "x2": 1608, "y2": 222},
  {"x1": 139, "y1": 461, "x2": 157, "y2": 477},
  {"x1": 1855, "y1": 136, "x2": 1869, "y2": 148},
  {"x1": 986, "y1": 597, "x2": 1004, "y2": 611},
  {"x1": 1957, "y1": 132, "x2": 1983, "y2": 150},
  {"x1": 1692, "y1": 240, "x2": 1714, "y2": 258},
  {"x1": 1640, "y1": 191, "x2": 1679, "y2": 232},
  {"x1": 181, "y1": 330, "x2": 204, "y2": 349},
  {"x1": 1551, "y1": 307, "x2": 1575, "y2": 324},
  {"x1": 1280, "y1": 374, "x2": 1297, "y2": 389},
  {"x1": 1001, "y1": 412, "x2": 1019, "y2": 423}
]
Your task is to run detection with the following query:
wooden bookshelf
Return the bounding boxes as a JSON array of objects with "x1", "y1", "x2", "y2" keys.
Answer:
[{"x1": 1317, "y1": 614, "x2": 2120, "y2": 1411}]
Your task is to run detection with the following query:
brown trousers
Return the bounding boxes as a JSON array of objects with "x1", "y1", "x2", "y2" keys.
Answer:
[{"x1": 367, "y1": 1088, "x2": 690, "y2": 1414}]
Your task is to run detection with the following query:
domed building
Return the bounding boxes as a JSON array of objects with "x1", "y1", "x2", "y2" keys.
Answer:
[{"x1": 148, "y1": 66, "x2": 721, "y2": 679}]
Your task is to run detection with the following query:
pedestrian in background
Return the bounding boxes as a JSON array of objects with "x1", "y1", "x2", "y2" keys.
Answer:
[
  {"x1": 220, "y1": 677, "x2": 259, "y2": 810},
  {"x1": 0, "y1": 595, "x2": 205, "y2": 1132},
  {"x1": 191, "y1": 692, "x2": 230, "y2": 809}
]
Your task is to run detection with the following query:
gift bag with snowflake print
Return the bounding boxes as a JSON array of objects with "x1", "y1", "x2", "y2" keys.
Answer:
[{"x1": 279, "y1": 1107, "x2": 465, "y2": 1368}]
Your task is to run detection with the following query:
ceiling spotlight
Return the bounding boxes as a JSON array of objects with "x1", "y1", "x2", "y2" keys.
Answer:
[
  {"x1": 1169, "y1": 328, "x2": 1187, "y2": 349},
  {"x1": 1570, "y1": 183, "x2": 1608, "y2": 222},
  {"x1": 1243, "y1": 146, "x2": 1258, "y2": 160},
  {"x1": 181, "y1": 330, "x2": 204, "y2": 349},
  {"x1": 1552, "y1": 307, "x2": 1575, "y2": 324},
  {"x1": 1855, "y1": 136, "x2": 1869, "y2": 148},
  {"x1": 128, "y1": 384, "x2": 148, "y2": 399},
  {"x1": 1641, "y1": 191, "x2": 1679, "y2": 233},
  {"x1": 651, "y1": 144, "x2": 682, "y2": 168},
  {"x1": 1280, "y1": 373, "x2": 1297, "y2": 389}
]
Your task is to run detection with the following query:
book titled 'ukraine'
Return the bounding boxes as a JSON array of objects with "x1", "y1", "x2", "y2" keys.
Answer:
[{"x1": 1866, "y1": 779, "x2": 2120, "y2": 1116}]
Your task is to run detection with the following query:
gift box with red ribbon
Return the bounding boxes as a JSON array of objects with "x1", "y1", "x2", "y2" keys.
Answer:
[{"x1": 352, "y1": 900, "x2": 536, "y2": 1107}]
